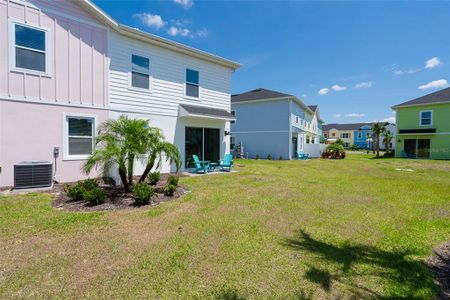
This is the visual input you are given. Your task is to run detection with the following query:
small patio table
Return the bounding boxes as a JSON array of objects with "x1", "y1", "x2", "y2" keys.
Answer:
[{"x1": 198, "y1": 160, "x2": 210, "y2": 173}]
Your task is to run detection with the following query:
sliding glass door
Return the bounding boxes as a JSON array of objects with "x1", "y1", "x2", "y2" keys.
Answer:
[
  {"x1": 417, "y1": 139, "x2": 431, "y2": 158},
  {"x1": 404, "y1": 138, "x2": 431, "y2": 158},
  {"x1": 185, "y1": 127, "x2": 220, "y2": 168}
]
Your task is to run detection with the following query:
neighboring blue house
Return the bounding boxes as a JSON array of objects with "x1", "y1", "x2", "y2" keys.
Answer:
[
  {"x1": 230, "y1": 88, "x2": 324, "y2": 159},
  {"x1": 353, "y1": 124, "x2": 373, "y2": 148}
]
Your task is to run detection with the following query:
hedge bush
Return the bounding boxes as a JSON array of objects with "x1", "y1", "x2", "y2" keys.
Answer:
[
  {"x1": 164, "y1": 184, "x2": 177, "y2": 196},
  {"x1": 148, "y1": 172, "x2": 160, "y2": 185},
  {"x1": 132, "y1": 182, "x2": 154, "y2": 205},
  {"x1": 168, "y1": 175, "x2": 179, "y2": 187},
  {"x1": 66, "y1": 183, "x2": 85, "y2": 201},
  {"x1": 83, "y1": 187, "x2": 107, "y2": 205}
]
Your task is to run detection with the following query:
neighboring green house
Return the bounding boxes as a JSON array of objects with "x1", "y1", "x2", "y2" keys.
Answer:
[{"x1": 392, "y1": 87, "x2": 450, "y2": 159}]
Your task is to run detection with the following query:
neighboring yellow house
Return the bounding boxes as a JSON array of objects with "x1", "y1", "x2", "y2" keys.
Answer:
[{"x1": 323, "y1": 127, "x2": 353, "y2": 148}]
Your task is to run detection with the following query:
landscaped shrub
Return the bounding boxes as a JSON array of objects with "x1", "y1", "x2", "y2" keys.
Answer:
[
  {"x1": 132, "y1": 182, "x2": 154, "y2": 205},
  {"x1": 168, "y1": 175, "x2": 179, "y2": 187},
  {"x1": 164, "y1": 184, "x2": 177, "y2": 196},
  {"x1": 267, "y1": 154, "x2": 272, "y2": 160},
  {"x1": 83, "y1": 187, "x2": 107, "y2": 205},
  {"x1": 148, "y1": 172, "x2": 160, "y2": 185},
  {"x1": 321, "y1": 143, "x2": 346, "y2": 159},
  {"x1": 350, "y1": 145, "x2": 359, "y2": 151},
  {"x1": 66, "y1": 183, "x2": 85, "y2": 201},
  {"x1": 81, "y1": 178, "x2": 99, "y2": 191},
  {"x1": 255, "y1": 154, "x2": 259, "y2": 160}
]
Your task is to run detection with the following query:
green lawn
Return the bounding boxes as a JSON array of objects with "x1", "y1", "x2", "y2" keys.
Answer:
[{"x1": 1, "y1": 154, "x2": 450, "y2": 299}]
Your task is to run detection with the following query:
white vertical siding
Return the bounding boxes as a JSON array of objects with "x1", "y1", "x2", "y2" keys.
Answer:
[{"x1": 108, "y1": 31, "x2": 233, "y2": 116}]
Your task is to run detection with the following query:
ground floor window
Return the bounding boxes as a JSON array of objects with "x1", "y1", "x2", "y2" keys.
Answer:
[
  {"x1": 230, "y1": 136, "x2": 236, "y2": 150},
  {"x1": 185, "y1": 127, "x2": 220, "y2": 168},
  {"x1": 65, "y1": 116, "x2": 95, "y2": 158},
  {"x1": 343, "y1": 142, "x2": 350, "y2": 148}
]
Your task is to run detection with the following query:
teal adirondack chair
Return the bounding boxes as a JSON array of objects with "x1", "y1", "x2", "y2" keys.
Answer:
[
  {"x1": 219, "y1": 154, "x2": 233, "y2": 172},
  {"x1": 192, "y1": 155, "x2": 209, "y2": 173},
  {"x1": 297, "y1": 151, "x2": 310, "y2": 160}
]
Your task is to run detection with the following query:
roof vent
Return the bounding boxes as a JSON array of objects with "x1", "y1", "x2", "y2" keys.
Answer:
[{"x1": 14, "y1": 161, "x2": 53, "y2": 189}]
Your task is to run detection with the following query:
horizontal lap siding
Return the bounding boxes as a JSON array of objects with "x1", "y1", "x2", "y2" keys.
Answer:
[
  {"x1": 109, "y1": 31, "x2": 232, "y2": 116},
  {"x1": 0, "y1": 0, "x2": 107, "y2": 107}
]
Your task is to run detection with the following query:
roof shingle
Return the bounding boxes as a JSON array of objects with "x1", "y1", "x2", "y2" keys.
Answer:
[
  {"x1": 231, "y1": 88, "x2": 292, "y2": 103},
  {"x1": 393, "y1": 87, "x2": 450, "y2": 108}
]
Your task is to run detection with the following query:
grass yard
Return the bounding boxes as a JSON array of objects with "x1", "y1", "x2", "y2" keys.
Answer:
[{"x1": 1, "y1": 154, "x2": 450, "y2": 299}]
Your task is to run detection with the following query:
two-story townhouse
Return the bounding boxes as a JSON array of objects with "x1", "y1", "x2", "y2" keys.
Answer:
[
  {"x1": 230, "y1": 88, "x2": 324, "y2": 159},
  {"x1": 323, "y1": 122, "x2": 396, "y2": 150},
  {"x1": 0, "y1": 0, "x2": 239, "y2": 188},
  {"x1": 392, "y1": 87, "x2": 450, "y2": 159}
]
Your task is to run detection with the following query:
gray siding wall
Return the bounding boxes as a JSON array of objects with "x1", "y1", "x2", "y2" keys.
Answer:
[{"x1": 231, "y1": 99, "x2": 290, "y2": 159}]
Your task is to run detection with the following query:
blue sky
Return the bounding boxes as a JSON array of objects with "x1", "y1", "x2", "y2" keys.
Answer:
[{"x1": 94, "y1": 0, "x2": 450, "y2": 124}]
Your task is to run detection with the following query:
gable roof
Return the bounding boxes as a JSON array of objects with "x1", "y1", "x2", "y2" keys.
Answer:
[
  {"x1": 323, "y1": 122, "x2": 391, "y2": 131},
  {"x1": 392, "y1": 87, "x2": 450, "y2": 108},
  {"x1": 231, "y1": 88, "x2": 292, "y2": 103},
  {"x1": 74, "y1": 0, "x2": 241, "y2": 70},
  {"x1": 308, "y1": 105, "x2": 318, "y2": 112}
]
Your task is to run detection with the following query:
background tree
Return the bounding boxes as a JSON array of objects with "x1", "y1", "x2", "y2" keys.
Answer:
[
  {"x1": 83, "y1": 115, "x2": 181, "y2": 192},
  {"x1": 383, "y1": 130, "x2": 394, "y2": 154},
  {"x1": 372, "y1": 123, "x2": 386, "y2": 158}
]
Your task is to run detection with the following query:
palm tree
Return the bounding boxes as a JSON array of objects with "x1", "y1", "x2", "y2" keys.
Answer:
[
  {"x1": 371, "y1": 122, "x2": 386, "y2": 158},
  {"x1": 83, "y1": 115, "x2": 181, "y2": 192},
  {"x1": 138, "y1": 139, "x2": 181, "y2": 183},
  {"x1": 383, "y1": 130, "x2": 394, "y2": 154}
]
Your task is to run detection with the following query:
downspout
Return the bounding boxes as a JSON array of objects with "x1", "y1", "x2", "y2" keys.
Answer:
[{"x1": 288, "y1": 98, "x2": 292, "y2": 160}]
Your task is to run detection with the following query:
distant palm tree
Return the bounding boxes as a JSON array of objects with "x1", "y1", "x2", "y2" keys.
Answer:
[
  {"x1": 372, "y1": 122, "x2": 386, "y2": 158},
  {"x1": 383, "y1": 130, "x2": 394, "y2": 154},
  {"x1": 83, "y1": 115, "x2": 181, "y2": 192}
]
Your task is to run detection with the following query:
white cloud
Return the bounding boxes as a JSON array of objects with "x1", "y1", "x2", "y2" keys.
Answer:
[
  {"x1": 425, "y1": 57, "x2": 441, "y2": 69},
  {"x1": 134, "y1": 13, "x2": 166, "y2": 30},
  {"x1": 418, "y1": 79, "x2": 448, "y2": 90},
  {"x1": 393, "y1": 68, "x2": 420, "y2": 76},
  {"x1": 173, "y1": 0, "x2": 194, "y2": 9},
  {"x1": 301, "y1": 94, "x2": 307, "y2": 98},
  {"x1": 195, "y1": 28, "x2": 209, "y2": 38},
  {"x1": 381, "y1": 117, "x2": 396, "y2": 123},
  {"x1": 333, "y1": 114, "x2": 342, "y2": 118},
  {"x1": 318, "y1": 88, "x2": 329, "y2": 95},
  {"x1": 167, "y1": 26, "x2": 190, "y2": 37},
  {"x1": 345, "y1": 113, "x2": 365, "y2": 118},
  {"x1": 331, "y1": 84, "x2": 347, "y2": 91},
  {"x1": 354, "y1": 81, "x2": 374, "y2": 89}
]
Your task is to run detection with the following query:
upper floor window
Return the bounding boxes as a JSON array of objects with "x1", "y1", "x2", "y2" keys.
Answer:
[
  {"x1": 341, "y1": 133, "x2": 349, "y2": 138},
  {"x1": 231, "y1": 110, "x2": 236, "y2": 124},
  {"x1": 332, "y1": 132, "x2": 336, "y2": 137},
  {"x1": 131, "y1": 54, "x2": 150, "y2": 89},
  {"x1": 11, "y1": 22, "x2": 48, "y2": 74},
  {"x1": 324, "y1": 133, "x2": 328, "y2": 138},
  {"x1": 420, "y1": 110, "x2": 432, "y2": 126},
  {"x1": 358, "y1": 132, "x2": 362, "y2": 139},
  {"x1": 186, "y1": 69, "x2": 199, "y2": 98}
]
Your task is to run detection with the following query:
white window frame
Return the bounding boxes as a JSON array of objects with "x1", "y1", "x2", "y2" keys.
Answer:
[
  {"x1": 128, "y1": 52, "x2": 152, "y2": 92},
  {"x1": 185, "y1": 68, "x2": 200, "y2": 99},
  {"x1": 230, "y1": 135, "x2": 236, "y2": 150},
  {"x1": 9, "y1": 20, "x2": 52, "y2": 77},
  {"x1": 63, "y1": 113, "x2": 97, "y2": 161},
  {"x1": 419, "y1": 110, "x2": 433, "y2": 126},
  {"x1": 341, "y1": 133, "x2": 349, "y2": 139},
  {"x1": 231, "y1": 110, "x2": 236, "y2": 125}
]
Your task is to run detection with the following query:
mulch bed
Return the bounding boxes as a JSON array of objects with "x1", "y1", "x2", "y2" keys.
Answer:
[
  {"x1": 426, "y1": 240, "x2": 450, "y2": 299},
  {"x1": 52, "y1": 174, "x2": 189, "y2": 212}
]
